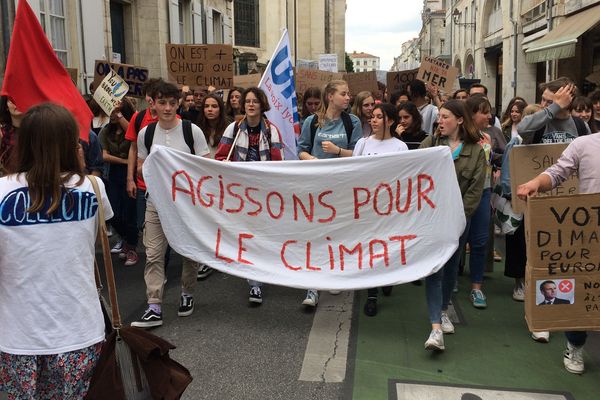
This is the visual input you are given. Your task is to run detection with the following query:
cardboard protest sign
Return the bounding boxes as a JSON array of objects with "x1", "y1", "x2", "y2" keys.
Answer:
[
  {"x1": 509, "y1": 143, "x2": 579, "y2": 213},
  {"x1": 294, "y1": 68, "x2": 343, "y2": 97},
  {"x1": 386, "y1": 68, "x2": 419, "y2": 92},
  {"x1": 166, "y1": 44, "x2": 233, "y2": 89},
  {"x1": 343, "y1": 71, "x2": 378, "y2": 95},
  {"x1": 93, "y1": 60, "x2": 149, "y2": 98},
  {"x1": 233, "y1": 73, "x2": 261, "y2": 89},
  {"x1": 92, "y1": 69, "x2": 129, "y2": 116},
  {"x1": 318, "y1": 53, "x2": 338, "y2": 72},
  {"x1": 525, "y1": 193, "x2": 600, "y2": 331},
  {"x1": 66, "y1": 68, "x2": 78, "y2": 85},
  {"x1": 416, "y1": 56, "x2": 458, "y2": 91},
  {"x1": 143, "y1": 146, "x2": 466, "y2": 290}
]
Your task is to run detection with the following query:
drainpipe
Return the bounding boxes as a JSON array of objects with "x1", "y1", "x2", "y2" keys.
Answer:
[
  {"x1": 546, "y1": 0, "x2": 554, "y2": 80},
  {"x1": 1, "y1": 0, "x2": 12, "y2": 69},
  {"x1": 77, "y1": 0, "x2": 89, "y2": 93},
  {"x1": 510, "y1": 0, "x2": 517, "y2": 98}
]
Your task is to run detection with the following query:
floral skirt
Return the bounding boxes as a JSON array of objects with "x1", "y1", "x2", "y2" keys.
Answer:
[{"x1": 0, "y1": 341, "x2": 103, "y2": 400}]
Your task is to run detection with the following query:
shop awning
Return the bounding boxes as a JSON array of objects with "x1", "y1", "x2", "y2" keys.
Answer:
[{"x1": 525, "y1": 5, "x2": 600, "y2": 63}]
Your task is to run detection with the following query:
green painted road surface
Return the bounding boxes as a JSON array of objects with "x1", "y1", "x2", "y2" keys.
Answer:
[{"x1": 351, "y1": 268, "x2": 599, "y2": 400}]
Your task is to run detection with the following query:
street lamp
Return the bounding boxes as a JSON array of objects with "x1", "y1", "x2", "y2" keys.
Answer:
[{"x1": 452, "y1": 8, "x2": 476, "y2": 30}]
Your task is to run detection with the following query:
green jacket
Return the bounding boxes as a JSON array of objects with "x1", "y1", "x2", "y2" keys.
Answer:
[{"x1": 419, "y1": 135, "x2": 486, "y2": 218}]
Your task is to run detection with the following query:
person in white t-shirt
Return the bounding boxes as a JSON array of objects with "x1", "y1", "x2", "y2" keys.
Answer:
[
  {"x1": 132, "y1": 81, "x2": 210, "y2": 328},
  {"x1": 353, "y1": 103, "x2": 408, "y2": 316},
  {"x1": 0, "y1": 103, "x2": 113, "y2": 399}
]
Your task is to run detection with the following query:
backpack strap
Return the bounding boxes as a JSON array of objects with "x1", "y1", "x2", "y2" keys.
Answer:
[
  {"x1": 572, "y1": 116, "x2": 588, "y2": 136},
  {"x1": 144, "y1": 122, "x2": 157, "y2": 154},
  {"x1": 340, "y1": 111, "x2": 354, "y2": 145},
  {"x1": 134, "y1": 108, "x2": 147, "y2": 134},
  {"x1": 182, "y1": 119, "x2": 195, "y2": 155}
]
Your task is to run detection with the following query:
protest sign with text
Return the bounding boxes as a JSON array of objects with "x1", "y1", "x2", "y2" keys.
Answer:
[
  {"x1": 143, "y1": 146, "x2": 466, "y2": 290},
  {"x1": 510, "y1": 143, "x2": 579, "y2": 214},
  {"x1": 93, "y1": 60, "x2": 149, "y2": 98},
  {"x1": 343, "y1": 71, "x2": 379, "y2": 95},
  {"x1": 166, "y1": 44, "x2": 233, "y2": 89},
  {"x1": 318, "y1": 53, "x2": 338, "y2": 72},
  {"x1": 416, "y1": 57, "x2": 458, "y2": 91},
  {"x1": 386, "y1": 68, "x2": 419, "y2": 92},
  {"x1": 92, "y1": 69, "x2": 129, "y2": 116},
  {"x1": 294, "y1": 68, "x2": 343, "y2": 98},
  {"x1": 524, "y1": 193, "x2": 600, "y2": 331},
  {"x1": 259, "y1": 30, "x2": 301, "y2": 160}
]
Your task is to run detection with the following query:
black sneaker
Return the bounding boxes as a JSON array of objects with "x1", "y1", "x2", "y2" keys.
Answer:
[
  {"x1": 197, "y1": 264, "x2": 214, "y2": 280},
  {"x1": 249, "y1": 286, "x2": 263, "y2": 304},
  {"x1": 131, "y1": 308, "x2": 163, "y2": 328},
  {"x1": 364, "y1": 298, "x2": 378, "y2": 317},
  {"x1": 178, "y1": 295, "x2": 194, "y2": 317}
]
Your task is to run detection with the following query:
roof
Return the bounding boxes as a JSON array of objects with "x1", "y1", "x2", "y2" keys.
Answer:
[{"x1": 349, "y1": 51, "x2": 379, "y2": 59}]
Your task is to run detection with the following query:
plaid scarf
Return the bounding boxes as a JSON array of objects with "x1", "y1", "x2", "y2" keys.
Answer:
[{"x1": 222, "y1": 117, "x2": 283, "y2": 161}]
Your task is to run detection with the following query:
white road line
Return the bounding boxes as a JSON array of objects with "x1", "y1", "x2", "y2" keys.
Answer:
[{"x1": 299, "y1": 291, "x2": 354, "y2": 383}]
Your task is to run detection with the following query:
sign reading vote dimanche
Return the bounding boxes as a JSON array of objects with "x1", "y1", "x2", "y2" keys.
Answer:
[{"x1": 166, "y1": 44, "x2": 234, "y2": 89}]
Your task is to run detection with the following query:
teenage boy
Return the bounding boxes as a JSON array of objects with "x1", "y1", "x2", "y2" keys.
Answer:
[
  {"x1": 131, "y1": 81, "x2": 210, "y2": 328},
  {"x1": 407, "y1": 79, "x2": 438, "y2": 135}
]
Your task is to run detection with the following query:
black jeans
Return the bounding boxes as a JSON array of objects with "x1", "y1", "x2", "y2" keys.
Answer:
[{"x1": 105, "y1": 164, "x2": 138, "y2": 247}]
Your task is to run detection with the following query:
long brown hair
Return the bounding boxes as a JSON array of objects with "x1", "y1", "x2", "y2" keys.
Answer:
[
  {"x1": 14, "y1": 103, "x2": 83, "y2": 214},
  {"x1": 197, "y1": 93, "x2": 228, "y2": 146},
  {"x1": 435, "y1": 99, "x2": 479, "y2": 144},
  {"x1": 351, "y1": 91, "x2": 373, "y2": 122},
  {"x1": 314, "y1": 80, "x2": 348, "y2": 128}
]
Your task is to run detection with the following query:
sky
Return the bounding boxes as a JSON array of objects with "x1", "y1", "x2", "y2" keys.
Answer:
[{"x1": 345, "y1": 0, "x2": 423, "y2": 71}]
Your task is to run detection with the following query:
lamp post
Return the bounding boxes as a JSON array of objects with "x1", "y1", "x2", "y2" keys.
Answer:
[{"x1": 452, "y1": 8, "x2": 476, "y2": 29}]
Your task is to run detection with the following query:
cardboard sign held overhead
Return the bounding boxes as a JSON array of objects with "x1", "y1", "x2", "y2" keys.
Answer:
[
  {"x1": 233, "y1": 74, "x2": 262, "y2": 89},
  {"x1": 166, "y1": 44, "x2": 234, "y2": 89},
  {"x1": 318, "y1": 53, "x2": 338, "y2": 72},
  {"x1": 416, "y1": 56, "x2": 458, "y2": 91},
  {"x1": 343, "y1": 71, "x2": 378, "y2": 95},
  {"x1": 294, "y1": 68, "x2": 343, "y2": 97},
  {"x1": 386, "y1": 68, "x2": 419, "y2": 92},
  {"x1": 93, "y1": 69, "x2": 129, "y2": 116},
  {"x1": 524, "y1": 193, "x2": 600, "y2": 332},
  {"x1": 93, "y1": 60, "x2": 149, "y2": 98},
  {"x1": 509, "y1": 143, "x2": 579, "y2": 214}
]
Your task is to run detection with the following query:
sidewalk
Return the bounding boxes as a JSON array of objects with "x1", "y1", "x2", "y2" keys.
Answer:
[{"x1": 351, "y1": 267, "x2": 599, "y2": 400}]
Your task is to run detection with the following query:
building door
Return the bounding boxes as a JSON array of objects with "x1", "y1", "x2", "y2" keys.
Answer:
[{"x1": 110, "y1": 1, "x2": 126, "y2": 63}]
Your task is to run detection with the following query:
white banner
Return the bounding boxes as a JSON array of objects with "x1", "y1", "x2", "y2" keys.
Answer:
[
  {"x1": 259, "y1": 30, "x2": 301, "y2": 160},
  {"x1": 143, "y1": 146, "x2": 466, "y2": 290}
]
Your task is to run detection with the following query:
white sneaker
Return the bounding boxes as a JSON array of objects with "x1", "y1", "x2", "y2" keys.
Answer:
[
  {"x1": 302, "y1": 290, "x2": 319, "y2": 307},
  {"x1": 512, "y1": 286, "x2": 525, "y2": 302},
  {"x1": 531, "y1": 331, "x2": 550, "y2": 343},
  {"x1": 328, "y1": 290, "x2": 341, "y2": 295},
  {"x1": 424, "y1": 329, "x2": 445, "y2": 351},
  {"x1": 563, "y1": 342, "x2": 585, "y2": 374},
  {"x1": 441, "y1": 311, "x2": 455, "y2": 334}
]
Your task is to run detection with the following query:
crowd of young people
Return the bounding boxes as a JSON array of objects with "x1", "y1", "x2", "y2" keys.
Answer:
[{"x1": 1, "y1": 74, "x2": 599, "y2": 398}]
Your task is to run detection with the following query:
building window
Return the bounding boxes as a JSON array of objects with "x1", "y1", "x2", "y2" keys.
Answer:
[
  {"x1": 213, "y1": 9, "x2": 223, "y2": 44},
  {"x1": 39, "y1": 0, "x2": 68, "y2": 65},
  {"x1": 363, "y1": 60, "x2": 367, "y2": 65},
  {"x1": 178, "y1": 1, "x2": 184, "y2": 43},
  {"x1": 234, "y1": 0, "x2": 259, "y2": 47}
]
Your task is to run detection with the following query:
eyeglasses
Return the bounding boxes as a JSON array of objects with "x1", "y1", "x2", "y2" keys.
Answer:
[{"x1": 244, "y1": 99, "x2": 260, "y2": 105}]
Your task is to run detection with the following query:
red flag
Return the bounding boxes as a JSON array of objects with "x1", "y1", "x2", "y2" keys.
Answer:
[{"x1": 1, "y1": 0, "x2": 91, "y2": 142}]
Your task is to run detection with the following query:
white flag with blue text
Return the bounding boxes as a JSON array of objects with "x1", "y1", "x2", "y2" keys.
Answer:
[{"x1": 259, "y1": 30, "x2": 300, "y2": 160}]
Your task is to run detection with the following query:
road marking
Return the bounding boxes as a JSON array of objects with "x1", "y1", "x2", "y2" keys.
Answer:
[
  {"x1": 299, "y1": 291, "x2": 353, "y2": 382},
  {"x1": 392, "y1": 382, "x2": 571, "y2": 400}
]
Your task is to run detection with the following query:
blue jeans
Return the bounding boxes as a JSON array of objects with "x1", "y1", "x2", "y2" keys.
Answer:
[
  {"x1": 425, "y1": 220, "x2": 470, "y2": 324},
  {"x1": 136, "y1": 188, "x2": 147, "y2": 232},
  {"x1": 566, "y1": 331, "x2": 587, "y2": 347},
  {"x1": 468, "y1": 188, "x2": 491, "y2": 284}
]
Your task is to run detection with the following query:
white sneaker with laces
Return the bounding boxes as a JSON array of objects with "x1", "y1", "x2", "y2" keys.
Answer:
[
  {"x1": 563, "y1": 342, "x2": 585, "y2": 374},
  {"x1": 441, "y1": 311, "x2": 455, "y2": 334},
  {"x1": 512, "y1": 286, "x2": 525, "y2": 302},
  {"x1": 302, "y1": 290, "x2": 319, "y2": 307},
  {"x1": 424, "y1": 329, "x2": 445, "y2": 351},
  {"x1": 531, "y1": 331, "x2": 550, "y2": 343}
]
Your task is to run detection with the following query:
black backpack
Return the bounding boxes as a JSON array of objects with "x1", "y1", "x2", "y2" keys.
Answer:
[
  {"x1": 309, "y1": 112, "x2": 354, "y2": 153},
  {"x1": 143, "y1": 120, "x2": 195, "y2": 155},
  {"x1": 134, "y1": 109, "x2": 147, "y2": 135}
]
